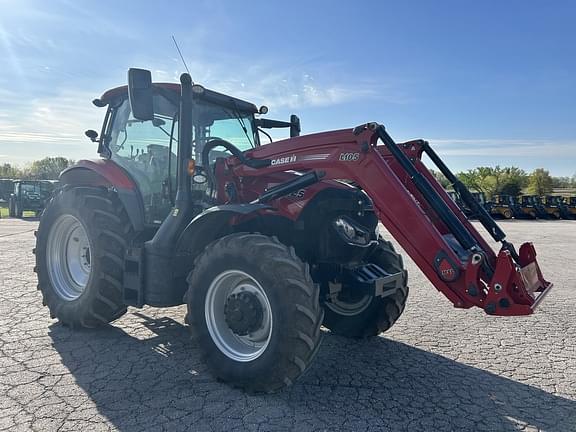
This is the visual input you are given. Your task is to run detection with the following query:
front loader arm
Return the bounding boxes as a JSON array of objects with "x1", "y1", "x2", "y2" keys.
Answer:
[{"x1": 230, "y1": 123, "x2": 552, "y2": 316}]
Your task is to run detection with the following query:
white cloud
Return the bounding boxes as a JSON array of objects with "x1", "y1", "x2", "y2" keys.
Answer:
[
  {"x1": 162, "y1": 60, "x2": 403, "y2": 110},
  {"x1": 0, "y1": 88, "x2": 104, "y2": 162}
]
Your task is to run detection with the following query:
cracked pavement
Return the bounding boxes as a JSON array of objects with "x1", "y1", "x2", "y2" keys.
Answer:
[{"x1": 0, "y1": 218, "x2": 575, "y2": 431}]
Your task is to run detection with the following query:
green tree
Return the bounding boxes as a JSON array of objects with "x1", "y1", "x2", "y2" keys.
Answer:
[
  {"x1": 458, "y1": 167, "x2": 499, "y2": 198},
  {"x1": 499, "y1": 166, "x2": 528, "y2": 196},
  {"x1": 552, "y1": 176, "x2": 573, "y2": 188},
  {"x1": 458, "y1": 166, "x2": 527, "y2": 199},
  {"x1": 26, "y1": 157, "x2": 74, "y2": 180},
  {"x1": 527, "y1": 168, "x2": 554, "y2": 196},
  {"x1": 0, "y1": 163, "x2": 22, "y2": 178}
]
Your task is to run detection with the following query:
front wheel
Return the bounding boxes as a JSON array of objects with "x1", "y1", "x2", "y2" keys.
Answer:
[
  {"x1": 322, "y1": 238, "x2": 409, "y2": 338},
  {"x1": 187, "y1": 233, "x2": 323, "y2": 393}
]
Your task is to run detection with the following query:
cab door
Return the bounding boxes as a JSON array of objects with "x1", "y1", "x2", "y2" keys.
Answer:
[{"x1": 107, "y1": 95, "x2": 179, "y2": 225}]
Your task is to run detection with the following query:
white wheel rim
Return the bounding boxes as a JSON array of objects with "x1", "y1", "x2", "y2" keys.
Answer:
[
  {"x1": 205, "y1": 270, "x2": 273, "y2": 362},
  {"x1": 325, "y1": 293, "x2": 372, "y2": 316},
  {"x1": 47, "y1": 214, "x2": 92, "y2": 301}
]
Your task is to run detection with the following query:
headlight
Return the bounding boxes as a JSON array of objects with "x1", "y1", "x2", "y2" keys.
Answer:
[{"x1": 333, "y1": 216, "x2": 371, "y2": 246}]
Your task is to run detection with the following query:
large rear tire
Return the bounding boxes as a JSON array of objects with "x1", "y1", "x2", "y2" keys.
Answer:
[
  {"x1": 187, "y1": 233, "x2": 323, "y2": 393},
  {"x1": 322, "y1": 238, "x2": 409, "y2": 339},
  {"x1": 35, "y1": 187, "x2": 133, "y2": 328}
]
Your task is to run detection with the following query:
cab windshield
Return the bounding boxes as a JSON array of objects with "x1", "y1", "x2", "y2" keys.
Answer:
[
  {"x1": 21, "y1": 183, "x2": 41, "y2": 194},
  {"x1": 194, "y1": 100, "x2": 258, "y2": 165}
]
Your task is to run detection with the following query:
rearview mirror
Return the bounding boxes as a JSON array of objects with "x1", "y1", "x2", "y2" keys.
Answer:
[
  {"x1": 85, "y1": 129, "x2": 98, "y2": 142},
  {"x1": 128, "y1": 68, "x2": 154, "y2": 121},
  {"x1": 290, "y1": 114, "x2": 301, "y2": 138}
]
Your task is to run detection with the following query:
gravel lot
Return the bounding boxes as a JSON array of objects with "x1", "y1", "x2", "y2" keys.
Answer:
[{"x1": 0, "y1": 217, "x2": 575, "y2": 431}]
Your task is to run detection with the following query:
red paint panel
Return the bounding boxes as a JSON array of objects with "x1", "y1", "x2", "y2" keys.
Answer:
[{"x1": 61, "y1": 159, "x2": 136, "y2": 190}]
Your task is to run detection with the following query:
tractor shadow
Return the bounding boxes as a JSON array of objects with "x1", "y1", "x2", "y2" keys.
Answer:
[{"x1": 48, "y1": 312, "x2": 576, "y2": 432}]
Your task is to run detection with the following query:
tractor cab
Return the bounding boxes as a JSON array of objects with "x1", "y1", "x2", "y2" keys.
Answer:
[
  {"x1": 542, "y1": 195, "x2": 570, "y2": 219},
  {"x1": 489, "y1": 194, "x2": 518, "y2": 219},
  {"x1": 9, "y1": 181, "x2": 42, "y2": 217},
  {"x1": 9, "y1": 180, "x2": 59, "y2": 218},
  {"x1": 95, "y1": 83, "x2": 258, "y2": 225},
  {"x1": 87, "y1": 78, "x2": 300, "y2": 226},
  {"x1": 518, "y1": 195, "x2": 546, "y2": 219}
]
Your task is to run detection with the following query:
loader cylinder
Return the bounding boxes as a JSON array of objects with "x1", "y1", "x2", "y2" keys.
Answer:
[
  {"x1": 376, "y1": 125, "x2": 480, "y2": 254},
  {"x1": 421, "y1": 142, "x2": 506, "y2": 242}
]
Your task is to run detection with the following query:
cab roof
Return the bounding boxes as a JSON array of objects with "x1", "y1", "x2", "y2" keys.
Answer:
[{"x1": 98, "y1": 82, "x2": 259, "y2": 114}]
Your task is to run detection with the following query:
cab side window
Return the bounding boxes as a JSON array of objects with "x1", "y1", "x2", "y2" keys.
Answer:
[{"x1": 109, "y1": 96, "x2": 178, "y2": 224}]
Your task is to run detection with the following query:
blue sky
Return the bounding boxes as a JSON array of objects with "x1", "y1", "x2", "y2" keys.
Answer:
[{"x1": 0, "y1": 0, "x2": 575, "y2": 176}]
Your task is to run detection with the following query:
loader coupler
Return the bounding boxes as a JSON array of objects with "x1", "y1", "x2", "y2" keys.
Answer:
[{"x1": 483, "y1": 242, "x2": 553, "y2": 316}]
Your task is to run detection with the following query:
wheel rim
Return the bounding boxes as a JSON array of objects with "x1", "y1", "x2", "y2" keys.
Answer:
[
  {"x1": 205, "y1": 270, "x2": 273, "y2": 362},
  {"x1": 325, "y1": 291, "x2": 372, "y2": 316},
  {"x1": 47, "y1": 214, "x2": 92, "y2": 301}
]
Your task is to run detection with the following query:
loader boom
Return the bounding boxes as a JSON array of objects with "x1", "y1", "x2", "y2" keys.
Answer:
[{"x1": 229, "y1": 123, "x2": 552, "y2": 316}]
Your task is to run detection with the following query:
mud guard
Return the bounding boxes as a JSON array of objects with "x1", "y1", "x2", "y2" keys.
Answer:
[
  {"x1": 59, "y1": 160, "x2": 145, "y2": 232},
  {"x1": 176, "y1": 204, "x2": 272, "y2": 259}
]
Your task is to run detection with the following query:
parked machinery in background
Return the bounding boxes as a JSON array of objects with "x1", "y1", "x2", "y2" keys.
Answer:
[
  {"x1": 541, "y1": 195, "x2": 571, "y2": 219},
  {"x1": 9, "y1": 180, "x2": 59, "y2": 218},
  {"x1": 564, "y1": 196, "x2": 576, "y2": 219},
  {"x1": 489, "y1": 195, "x2": 518, "y2": 219},
  {"x1": 0, "y1": 179, "x2": 15, "y2": 204},
  {"x1": 517, "y1": 195, "x2": 547, "y2": 219}
]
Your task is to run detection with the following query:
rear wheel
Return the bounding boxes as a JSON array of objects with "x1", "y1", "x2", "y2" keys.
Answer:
[
  {"x1": 322, "y1": 239, "x2": 409, "y2": 338},
  {"x1": 35, "y1": 187, "x2": 133, "y2": 328},
  {"x1": 187, "y1": 233, "x2": 323, "y2": 393},
  {"x1": 502, "y1": 209, "x2": 513, "y2": 219}
]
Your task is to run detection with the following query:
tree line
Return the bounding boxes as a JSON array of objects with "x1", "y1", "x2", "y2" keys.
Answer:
[
  {"x1": 431, "y1": 166, "x2": 576, "y2": 198},
  {"x1": 1, "y1": 157, "x2": 573, "y2": 198},
  {"x1": 0, "y1": 157, "x2": 74, "y2": 180}
]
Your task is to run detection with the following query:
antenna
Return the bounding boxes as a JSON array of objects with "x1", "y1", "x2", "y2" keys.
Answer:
[{"x1": 171, "y1": 35, "x2": 191, "y2": 77}]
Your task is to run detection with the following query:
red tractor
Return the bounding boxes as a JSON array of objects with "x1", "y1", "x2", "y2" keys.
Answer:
[{"x1": 35, "y1": 69, "x2": 553, "y2": 392}]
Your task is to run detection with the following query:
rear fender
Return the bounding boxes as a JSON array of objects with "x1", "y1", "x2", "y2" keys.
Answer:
[
  {"x1": 176, "y1": 204, "x2": 271, "y2": 260},
  {"x1": 60, "y1": 159, "x2": 145, "y2": 232}
]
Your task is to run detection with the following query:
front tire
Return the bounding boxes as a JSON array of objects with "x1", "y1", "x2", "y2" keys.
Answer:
[
  {"x1": 35, "y1": 187, "x2": 133, "y2": 328},
  {"x1": 322, "y1": 238, "x2": 409, "y2": 339},
  {"x1": 187, "y1": 233, "x2": 323, "y2": 393}
]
